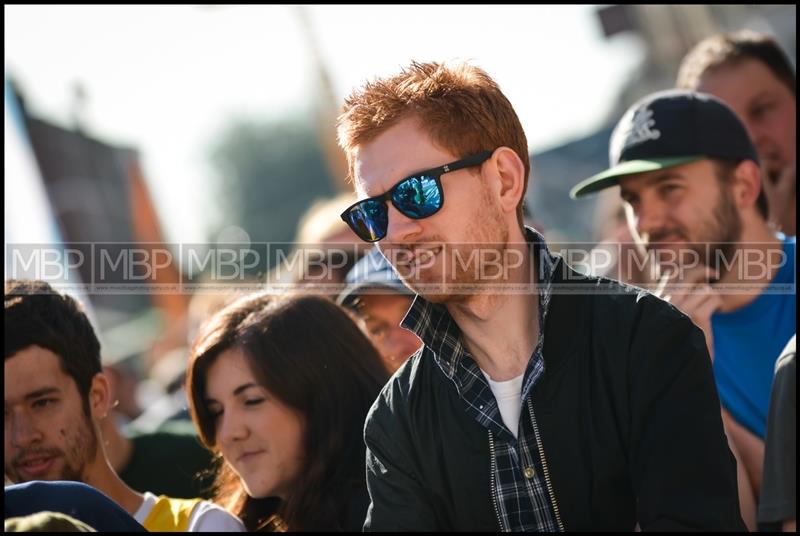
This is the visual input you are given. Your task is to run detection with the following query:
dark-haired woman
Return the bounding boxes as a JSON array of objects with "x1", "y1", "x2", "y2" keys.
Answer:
[{"x1": 187, "y1": 294, "x2": 389, "y2": 531}]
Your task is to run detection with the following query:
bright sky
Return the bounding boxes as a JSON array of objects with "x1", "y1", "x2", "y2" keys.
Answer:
[{"x1": 5, "y1": 5, "x2": 644, "y2": 244}]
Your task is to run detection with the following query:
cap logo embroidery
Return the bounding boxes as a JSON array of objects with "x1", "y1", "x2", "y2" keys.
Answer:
[{"x1": 624, "y1": 106, "x2": 661, "y2": 149}]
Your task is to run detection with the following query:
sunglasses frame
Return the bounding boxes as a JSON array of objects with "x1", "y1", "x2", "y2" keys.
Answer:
[{"x1": 341, "y1": 150, "x2": 495, "y2": 242}]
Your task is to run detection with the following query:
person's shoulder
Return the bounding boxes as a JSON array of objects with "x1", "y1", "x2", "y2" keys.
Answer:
[
  {"x1": 366, "y1": 346, "x2": 430, "y2": 428},
  {"x1": 558, "y1": 262, "x2": 683, "y2": 323},
  {"x1": 554, "y1": 257, "x2": 650, "y2": 302},
  {"x1": 554, "y1": 264, "x2": 698, "y2": 347},
  {"x1": 775, "y1": 335, "x2": 796, "y2": 375},
  {"x1": 6, "y1": 480, "x2": 124, "y2": 512},
  {"x1": 189, "y1": 500, "x2": 245, "y2": 532}
]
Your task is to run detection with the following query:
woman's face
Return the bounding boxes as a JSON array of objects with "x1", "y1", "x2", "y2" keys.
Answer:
[{"x1": 204, "y1": 347, "x2": 304, "y2": 500}]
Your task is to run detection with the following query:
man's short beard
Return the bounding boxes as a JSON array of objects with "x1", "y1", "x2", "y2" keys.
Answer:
[
  {"x1": 59, "y1": 402, "x2": 99, "y2": 482},
  {"x1": 434, "y1": 187, "x2": 510, "y2": 303},
  {"x1": 706, "y1": 173, "x2": 743, "y2": 268}
]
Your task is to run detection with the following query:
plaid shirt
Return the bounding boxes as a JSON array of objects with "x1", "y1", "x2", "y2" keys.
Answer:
[{"x1": 401, "y1": 228, "x2": 562, "y2": 532}]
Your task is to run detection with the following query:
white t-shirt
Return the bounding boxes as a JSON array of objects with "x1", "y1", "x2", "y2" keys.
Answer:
[
  {"x1": 134, "y1": 491, "x2": 246, "y2": 532},
  {"x1": 482, "y1": 371, "x2": 525, "y2": 438}
]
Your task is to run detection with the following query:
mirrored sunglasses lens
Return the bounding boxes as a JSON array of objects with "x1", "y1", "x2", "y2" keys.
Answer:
[
  {"x1": 393, "y1": 176, "x2": 441, "y2": 218},
  {"x1": 347, "y1": 200, "x2": 388, "y2": 241}
]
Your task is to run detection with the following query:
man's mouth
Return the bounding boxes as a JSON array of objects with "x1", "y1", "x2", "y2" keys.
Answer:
[
  {"x1": 646, "y1": 233, "x2": 685, "y2": 248},
  {"x1": 412, "y1": 247, "x2": 441, "y2": 266},
  {"x1": 383, "y1": 245, "x2": 443, "y2": 276},
  {"x1": 16, "y1": 454, "x2": 57, "y2": 478}
]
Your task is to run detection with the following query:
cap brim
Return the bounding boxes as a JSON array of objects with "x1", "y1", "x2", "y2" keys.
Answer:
[
  {"x1": 337, "y1": 281, "x2": 414, "y2": 308},
  {"x1": 570, "y1": 156, "x2": 703, "y2": 198}
]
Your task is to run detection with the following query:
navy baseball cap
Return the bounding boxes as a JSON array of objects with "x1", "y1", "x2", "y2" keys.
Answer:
[
  {"x1": 337, "y1": 247, "x2": 413, "y2": 309},
  {"x1": 570, "y1": 89, "x2": 759, "y2": 198}
]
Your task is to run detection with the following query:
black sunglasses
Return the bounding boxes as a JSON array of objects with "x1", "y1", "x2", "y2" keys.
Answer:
[{"x1": 340, "y1": 150, "x2": 494, "y2": 242}]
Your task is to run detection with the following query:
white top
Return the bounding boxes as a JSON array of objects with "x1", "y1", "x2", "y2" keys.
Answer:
[
  {"x1": 482, "y1": 371, "x2": 525, "y2": 438},
  {"x1": 134, "y1": 491, "x2": 246, "y2": 532}
]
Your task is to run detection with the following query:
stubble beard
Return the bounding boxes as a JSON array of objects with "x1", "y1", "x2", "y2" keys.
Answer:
[
  {"x1": 6, "y1": 407, "x2": 99, "y2": 484},
  {"x1": 424, "y1": 188, "x2": 510, "y2": 304},
  {"x1": 702, "y1": 184, "x2": 743, "y2": 270}
]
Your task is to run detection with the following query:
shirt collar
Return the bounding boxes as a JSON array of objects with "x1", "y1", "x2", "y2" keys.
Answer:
[{"x1": 401, "y1": 227, "x2": 559, "y2": 373}]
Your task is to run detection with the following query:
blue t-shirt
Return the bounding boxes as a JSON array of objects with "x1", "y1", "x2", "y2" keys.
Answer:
[{"x1": 712, "y1": 235, "x2": 796, "y2": 439}]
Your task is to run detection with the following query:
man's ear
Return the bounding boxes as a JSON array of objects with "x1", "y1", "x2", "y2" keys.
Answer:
[
  {"x1": 491, "y1": 147, "x2": 526, "y2": 215},
  {"x1": 88, "y1": 372, "x2": 112, "y2": 421},
  {"x1": 732, "y1": 160, "x2": 762, "y2": 211}
]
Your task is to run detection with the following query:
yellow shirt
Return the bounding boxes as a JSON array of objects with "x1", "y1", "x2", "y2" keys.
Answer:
[
  {"x1": 142, "y1": 495, "x2": 202, "y2": 532},
  {"x1": 134, "y1": 491, "x2": 245, "y2": 532}
]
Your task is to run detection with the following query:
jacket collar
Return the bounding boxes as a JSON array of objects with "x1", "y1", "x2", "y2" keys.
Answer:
[{"x1": 401, "y1": 227, "x2": 559, "y2": 377}]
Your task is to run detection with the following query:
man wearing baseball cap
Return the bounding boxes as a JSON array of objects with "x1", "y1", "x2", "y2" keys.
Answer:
[
  {"x1": 572, "y1": 89, "x2": 796, "y2": 530},
  {"x1": 338, "y1": 247, "x2": 422, "y2": 374}
]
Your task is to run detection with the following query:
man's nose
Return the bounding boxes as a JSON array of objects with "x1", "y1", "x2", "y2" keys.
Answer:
[{"x1": 10, "y1": 412, "x2": 43, "y2": 449}]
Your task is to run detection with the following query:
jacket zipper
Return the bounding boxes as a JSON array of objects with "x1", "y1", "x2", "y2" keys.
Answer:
[
  {"x1": 487, "y1": 430, "x2": 507, "y2": 532},
  {"x1": 527, "y1": 398, "x2": 565, "y2": 531}
]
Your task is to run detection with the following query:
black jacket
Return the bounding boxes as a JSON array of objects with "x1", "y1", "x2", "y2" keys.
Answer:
[{"x1": 363, "y1": 260, "x2": 746, "y2": 531}]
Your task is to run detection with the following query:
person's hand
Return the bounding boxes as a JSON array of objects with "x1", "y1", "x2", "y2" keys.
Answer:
[
  {"x1": 763, "y1": 162, "x2": 796, "y2": 235},
  {"x1": 655, "y1": 265, "x2": 722, "y2": 361}
]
